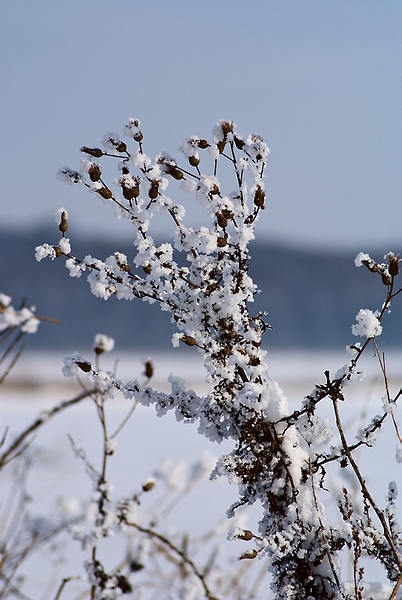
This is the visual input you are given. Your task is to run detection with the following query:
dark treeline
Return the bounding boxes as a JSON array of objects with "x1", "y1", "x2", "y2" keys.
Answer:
[{"x1": 1, "y1": 227, "x2": 400, "y2": 351}]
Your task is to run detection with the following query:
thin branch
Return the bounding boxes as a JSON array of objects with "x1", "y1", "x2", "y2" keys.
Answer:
[
  {"x1": 332, "y1": 397, "x2": 401, "y2": 567},
  {"x1": 0, "y1": 388, "x2": 94, "y2": 468},
  {"x1": 125, "y1": 521, "x2": 219, "y2": 600}
]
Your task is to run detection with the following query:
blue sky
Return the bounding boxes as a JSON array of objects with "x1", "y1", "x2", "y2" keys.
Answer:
[{"x1": 1, "y1": 0, "x2": 401, "y2": 249}]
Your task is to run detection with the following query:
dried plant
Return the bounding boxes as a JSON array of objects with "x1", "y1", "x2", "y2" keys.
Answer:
[{"x1": 3, "y1": 118, "x2": 402, "y2": 598}]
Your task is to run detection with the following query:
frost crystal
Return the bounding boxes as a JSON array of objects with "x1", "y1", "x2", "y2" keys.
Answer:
[
  {"x1": 57, "y1": 167, "x2": 84, "y2": 185},
  {"x1": 354, "y1": 251, "x2": 372, "y2": 267},
  {"x1": 35, "y1": 243, "x2": 56, "y2": 261},
  {"x1": 0, "y1": 295, "x2": 39, "y2": 334},
  {"x1": 351, "y1": 308, "x2": 382, "y2": 338}
]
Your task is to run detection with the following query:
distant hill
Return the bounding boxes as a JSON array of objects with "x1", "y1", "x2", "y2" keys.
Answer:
[{"x1": 1, "y1": 227, "x2": 400, "y2": 351}]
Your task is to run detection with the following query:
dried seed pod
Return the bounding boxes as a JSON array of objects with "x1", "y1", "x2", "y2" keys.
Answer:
[
  {"x1": 363, "y1": 261, "x2": 378, "y2": 273},
  {"x1": 144, "y1": 359, "x2": 154, "y2": 379},
  {"x1": 388, "y1": 253, "x2": 399, "y2": 276},
  {"x1": 381, "y1": 271, "x2": 392, "y2": 286},
  {"x1": 133, "y1": 131, "x2": 143, "y2": 143},
  {"x1": 169, "y1": 167, "x2": 184, "y2": 180},
  {"x1": 216, "y1": 212, "x2": 228, "y2": 228},
  {"x1": 235, "y1": 529, "x2": 254, "y2": 541},
  {"x1": 148, "y1": 180, "x2": 159, "y2": 199},
  {"x1": 217, "y1": 140, "x2": 226, "y2": 154},
  {"x1": 217, "y1": 236, "x2": 227, "y2": 248},
  {"x1": 122, "y1": 184, "x2": 140, "y2": 200},
  {"x1": 239, "y1": 549, "x2": 258, "y2": 560},
  {"x1": 88, "y1": 163, "x2": 102, "y2": 182},
  {"x1": 58, "y1": 211, "x2": 68, "y2": 234},
  {"x1": 81, "y1": 146, "x2": 103, "y2": 158},
  {"x1": 115, "y1": 141, "x2": 127, "y2": 153},
  {"x1": 197, "y1": 139, "x2": 209, "y2": 149},
  {"x1": 142, "y1": 478, "x2": 155, "y2": 492},
  {"x1": 180, "y1": 335, "x2": 196, "y2": 346},
  {"x1": 188, "y1": 155, "x2": 200, "y2": 167},
  {"x1": 96, "y1": 187, "x2": 113, "y2": 199},
  {"x1": 220, "y1": 120, "x2": 234, "y2": 136},
  {"x1": 222, "y1": 209, "x2": 234, "y2": 219},
  {"x1": 142, "y1": 264, "x2": 152, "y2": 274},
  {"x1": 76, "y1": 360, "x2": 92, "y2": 373},
  {"x1": 118, "y1": 261, "x2": 131, "y2": 272},
  {"x1": 234, "y1": 135, "x2": 245, "y2": 150},
  {"x1": 129, "y1": 560, "x2": 144, "y2": 573},
  {"x1": 54, "y1": 246, "x2": 63, "y2": 257},
  {"x1": 253, "y1": 186, "x2": 265, "y2": 208}
]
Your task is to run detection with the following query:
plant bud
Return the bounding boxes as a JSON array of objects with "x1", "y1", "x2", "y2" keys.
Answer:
[
  {"x1": 96, "y1": 187, "x2": 113, "y2": 199},
  {"x1": 181, "y1": 335, "x2": 196, "y2": 346},
  {"x1": 81, "y1": 146, "x2": 103, "y2": 158},
  {"x1": 134, "y1": 132, "x2": 143, "y2": 143},
  {"x1": 143, "y1": 264, "x2": 152, "y2": 274},
  {"x1": 217, "y1": 140, "x2": 226, "y2": 154},
  {"x1": 235, "y1": 529, "x2": 253, "y2": 541},
  {"x1": 217, "y1": 236, "x2": 227, "y2": 248},
  {"x1": 58, "y1": 211, "x2": 68, "y2": 234},
  {"x1": 188, "y1": 155, "x2": 200, "y2": 167},
  {"x1": 210, "y1": 184, "x2": 220, "y2": 196},
  {"x1": 234, "y1": 136, "x2": 245, "y2": 150},
  {"x1": 142, "y1": 478, "x2": 155, "y2": 492},
  {"x1": 148, "y1": 180, "x2": 159, "y2": 199},
  {"x1": 365, "y1": 262, "x2": 378, "y2": 272},
  {"x1": 88, "y1": 163, "x2": 102, "y2": 182},
  {"x1": 197, "y1": 139, "x2": 209, "y2": 149},
  {"x1": 388, "y1": 253, "x2": 399, "y2": 276},
  {"x1": 115, "y1": 141, "x2": 127, "y2": 153},
  {"x1": 216, "y1": 213, "x2": 228, "y2": 228},
  {"x1": 239, "y1": 549, "x2": 257, "y2": 560},
  {"x1": 54, "y1": 246, "x2": 63, "y2": 257},
  {"x1": 76, "y1": 360, "x2": 92, "y2": 373},
  {"x1": 122, "y1": 184, "x2": 140, "y2": 200},
  {"x1": 222, "y1": 209, "x2": 234, "y2": 219},
  {"x1": 118, "y1": 261, "x2": 130, "y2": 273},
  {"x1": 254, "y1": 186, "x2": 265, "y2": 208},
  {"x1": 116, "y1": 575, "x2": 132, "y2": 594},
  {"x1": 144, "y1": 359, "x2": 154, "y2": 379},
  {"x1": 169, "y1": 167, "x2": 184, "y2": 180},
  {"x1": 381, "y1": 272, "x2": 392, "y2": 286},
  {"x1": 129, "y1": 560, "x2": 144, "y2": 573},
  {"x1": 220, "y1": 120, "x2": 234, "y2": 136}
]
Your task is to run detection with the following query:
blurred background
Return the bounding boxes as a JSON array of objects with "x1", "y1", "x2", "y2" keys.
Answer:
[{"x1": 1, "y1": 0, "x2": 401, "y2": 352}]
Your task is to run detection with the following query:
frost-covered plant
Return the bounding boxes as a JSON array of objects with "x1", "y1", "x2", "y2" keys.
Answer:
[
  {"x1": 0, "y1": 333, "x2": 259, "y2": 600},
  {"x1": 0, "y1": 293, "x2": 40, "y2": 385},
  {"x1": 64, "y1": 341, "x2": 255, "y2": 599},
  {"x1": 36, "y1": 119, "x2": 402, "y2": 599}
]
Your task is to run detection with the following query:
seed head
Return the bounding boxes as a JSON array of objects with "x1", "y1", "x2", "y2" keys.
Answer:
[{"x1": 81, "y1": 146, "x2": 103, "y2": 158}]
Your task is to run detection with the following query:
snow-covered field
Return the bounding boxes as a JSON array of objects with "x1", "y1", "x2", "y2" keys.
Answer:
[{"x1": 1, "y1": 349, "x2": 401, "y2": 598}]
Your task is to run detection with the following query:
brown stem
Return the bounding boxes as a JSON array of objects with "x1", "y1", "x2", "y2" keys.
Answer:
[{"x1": 332, "y1": 397, "x2": 401, "y2": 568}]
